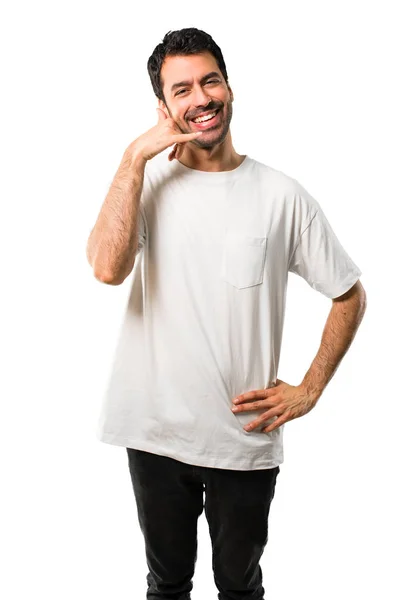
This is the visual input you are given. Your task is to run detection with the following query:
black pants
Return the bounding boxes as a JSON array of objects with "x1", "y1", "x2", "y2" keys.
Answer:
[{"x1": 126, "y1": 448, "x2": 280, "y2": 600}]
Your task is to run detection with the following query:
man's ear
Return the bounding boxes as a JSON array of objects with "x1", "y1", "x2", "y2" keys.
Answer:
[{"x1": 228, "y1": 84, "x2": 234, "y2": 102}]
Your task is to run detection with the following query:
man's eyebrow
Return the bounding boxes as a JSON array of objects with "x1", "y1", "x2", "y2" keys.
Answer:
[{"x1": 170, "y1": 71, "x2": 221, "y2": 92}]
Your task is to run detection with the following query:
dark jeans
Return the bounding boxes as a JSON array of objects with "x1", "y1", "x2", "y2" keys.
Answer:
[{"x1": 126, "y1": 448, "x2": 280, "y2": 600}]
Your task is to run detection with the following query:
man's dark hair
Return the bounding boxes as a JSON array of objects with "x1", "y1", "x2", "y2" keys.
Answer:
[{"x1": 147, "y1": 28, "x2": 229, "y2": 103}]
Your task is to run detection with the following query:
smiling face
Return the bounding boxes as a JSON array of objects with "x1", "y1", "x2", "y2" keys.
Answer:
[{"x1": 159, "y1": 52, "x2": 234, "y2": 149}]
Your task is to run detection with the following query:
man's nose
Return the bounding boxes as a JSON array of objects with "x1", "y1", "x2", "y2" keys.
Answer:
[{"x1": 192, "y1": 86, "x2": 212, "y2": 108}]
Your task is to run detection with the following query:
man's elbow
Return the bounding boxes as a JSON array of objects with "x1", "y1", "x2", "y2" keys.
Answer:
[
  {"x1": 332, "y1": 280, "x2": 367, "y2": 318},
  {"x1": 93, "y1": 268, "x2": 126, "y2": 285},
  {"x1": 353, "y1": 279, "x2": 367, "y2": 307},
  {"x1": 93, "y1": 260, "x2": 136, "y2": 285}
]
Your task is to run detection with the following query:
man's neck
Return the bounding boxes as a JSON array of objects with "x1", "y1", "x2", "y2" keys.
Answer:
[{"x1": 178, "y1": 137, "x2": 244, "y2": 173}]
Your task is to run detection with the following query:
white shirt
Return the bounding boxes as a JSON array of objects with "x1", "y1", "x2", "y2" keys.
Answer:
[{"x1": 95, "y1": 151, "x2": 362, "y2": 470}]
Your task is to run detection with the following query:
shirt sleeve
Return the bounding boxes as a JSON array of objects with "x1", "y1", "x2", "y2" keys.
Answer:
[{"x1": 288, "y1": 190, "x2": 362, "y2": 299}]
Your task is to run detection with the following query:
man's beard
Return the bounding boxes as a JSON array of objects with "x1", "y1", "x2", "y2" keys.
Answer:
[{"x1": 177, "y1": 99, "x2": 233, "y2": 149}]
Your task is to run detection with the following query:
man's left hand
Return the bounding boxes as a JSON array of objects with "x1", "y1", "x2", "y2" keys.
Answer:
[{"x1": 231, "y1": 379, "x2": 321, "y2": 433}]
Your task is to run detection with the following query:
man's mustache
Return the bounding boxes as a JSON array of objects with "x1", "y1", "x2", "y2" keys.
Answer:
[{"x1": 187, "y1": 104, "x2": 222, "y2": 121}]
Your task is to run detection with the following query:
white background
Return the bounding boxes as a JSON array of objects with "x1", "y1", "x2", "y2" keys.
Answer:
[{"x1": 1, "y1": 1, "x2": 399, "y2": 599}]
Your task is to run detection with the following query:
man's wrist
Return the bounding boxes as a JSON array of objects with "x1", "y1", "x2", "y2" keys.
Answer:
[
  {"x1": 298, "y1": 379, "x2": 324, "y2": 402},
  {"x1": 124, "y1": 142, "x2": 147, "y2": 171}
]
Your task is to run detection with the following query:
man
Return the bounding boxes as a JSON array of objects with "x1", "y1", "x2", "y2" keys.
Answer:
[{"x1": 87, "y1": 27, "x2": 366, "y2": 600}]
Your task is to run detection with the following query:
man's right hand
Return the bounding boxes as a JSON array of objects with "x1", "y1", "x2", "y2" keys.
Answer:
[{"x1": 127, "y1": 108, "x2": 203, "y2": 163}]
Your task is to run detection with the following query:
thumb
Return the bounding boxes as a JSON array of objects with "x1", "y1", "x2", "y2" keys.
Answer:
[{"x1": 156, "y1": 107, "x2": 168, "y2": 122}]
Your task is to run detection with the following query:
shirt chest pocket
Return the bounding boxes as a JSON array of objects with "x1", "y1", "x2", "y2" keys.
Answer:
[{"x1": 221, "y1": 232, "x2": 268, "y2": 289}]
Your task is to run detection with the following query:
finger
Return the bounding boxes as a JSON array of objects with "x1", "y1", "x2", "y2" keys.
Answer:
[
  {"x1": 168, "y1": 143, "x2": 178, "y2": 161},
  {"x1": 173, "y1": 143, "x2": 182, "y2": 160},
  {"x1": 233, "y1": 389, "x2": 271, "y2": 404},
  {"x1": 156, "y1": 108, "x2": 168, "y2": 122},
  {"x1": 171, "y1": 143, "x2": 179, "y2": 159},
  {"x1": 231, "y1": 398, "x2": 276, "y2": 413},
  {"x1": 172, "y1": 131, "x2": 203, "y2": 143},
  {"x1": 244, "y1": 409, "x2": 283, "y2": 432},
  {"x1": 262, "y1": 413, "x2": 289, "y2": 433}
]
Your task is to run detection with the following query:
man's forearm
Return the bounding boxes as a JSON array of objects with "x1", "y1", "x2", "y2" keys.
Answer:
[
  {"x1": 300, "y1": 281, "x2": 367, "y2": 401},
  {"x1": 86, "y1": 145, "x2": 147, "y2": 284}
]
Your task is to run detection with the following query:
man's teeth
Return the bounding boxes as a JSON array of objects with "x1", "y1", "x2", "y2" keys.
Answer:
[{"x1": 193, "y1": 110, "x2": 218, "y2": 123}]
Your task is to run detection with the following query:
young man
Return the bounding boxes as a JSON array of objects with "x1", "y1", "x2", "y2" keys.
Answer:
[{"x1": 87, "y1": 27, "x2": 366, "y2": 600}]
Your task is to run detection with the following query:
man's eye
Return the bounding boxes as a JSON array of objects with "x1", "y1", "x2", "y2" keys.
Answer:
[{"x1": 176, "y1": 80, "x2": 220, "y2": 96}]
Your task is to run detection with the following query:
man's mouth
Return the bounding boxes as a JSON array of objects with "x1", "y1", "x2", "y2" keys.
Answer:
[{"x1": 189, "y1": 108, "x2": 222, "y2": 129}]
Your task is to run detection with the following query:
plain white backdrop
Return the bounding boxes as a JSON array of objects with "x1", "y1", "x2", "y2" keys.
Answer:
[{"x1": 1, "y1": 1, "x2": 399, "y2": 599}]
